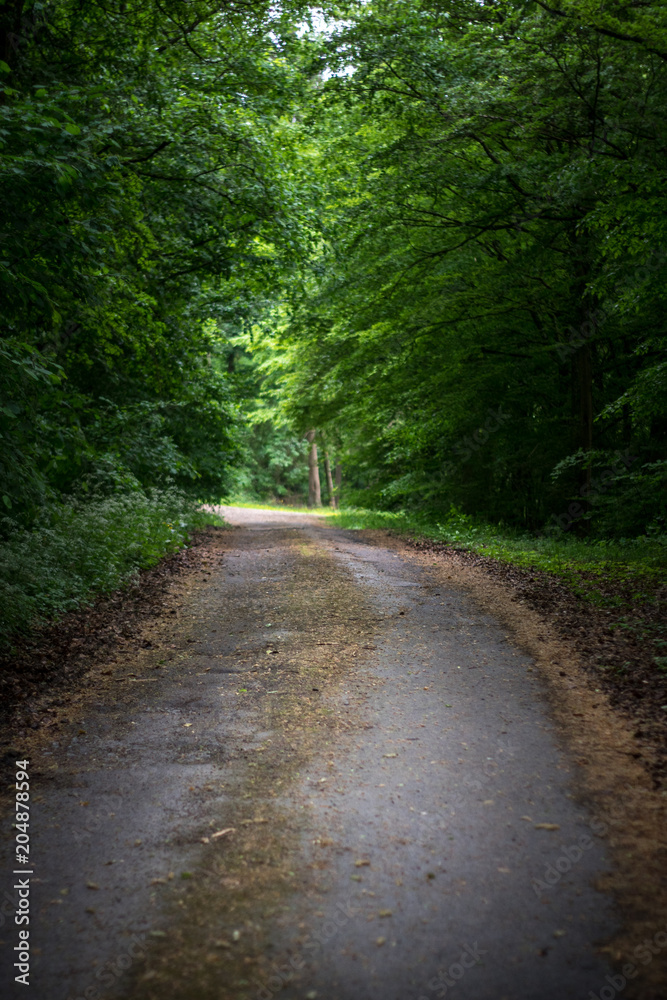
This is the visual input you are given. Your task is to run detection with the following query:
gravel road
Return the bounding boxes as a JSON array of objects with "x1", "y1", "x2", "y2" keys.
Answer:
[{"x1": 0, "y1": 507, "x2": 619, "y2": 1000}]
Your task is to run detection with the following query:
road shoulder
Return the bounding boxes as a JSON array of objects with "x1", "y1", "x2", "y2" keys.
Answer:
[{"x1": 359, "y1": 528, "x2": 667, "y2": 998}]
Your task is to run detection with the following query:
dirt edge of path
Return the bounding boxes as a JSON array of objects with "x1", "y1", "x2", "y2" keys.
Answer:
[
  {"x1": 0, "y1": 527, "x2": 226, "y2": 781},
  {"x1": 358, "y1": 529, "x2": 667, "y2": 1000}
]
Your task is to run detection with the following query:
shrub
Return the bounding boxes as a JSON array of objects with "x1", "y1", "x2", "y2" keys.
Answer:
[{"x1": 0, "y1": 488, "x2": 216, "y2": 641}]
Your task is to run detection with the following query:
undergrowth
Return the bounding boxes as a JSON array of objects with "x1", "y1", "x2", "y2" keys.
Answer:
[
  {"x1": 0, "y1": 488, "x2": 222, "y2": 641},
  {"x1": 220, "y1": 497, "x2": 336, "y2": 514},
  {"x1": 331, "y1": 507, "x2": 667, "y2": 600}
]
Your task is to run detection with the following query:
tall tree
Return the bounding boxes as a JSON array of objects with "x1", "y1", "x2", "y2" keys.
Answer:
[
  {"x1": 271, "y1": 0, "x2": 667, "y2": 535},
  {"x1": 305, "y1": 430, "x2": 322, "y2": 507},
  {"x1": 0, "y1": 0, "x2": 312, "y2": 522}
]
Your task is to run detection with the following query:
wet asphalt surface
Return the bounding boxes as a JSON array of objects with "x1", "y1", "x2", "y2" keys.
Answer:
[{"x1": 0, "y1": 508, "x2": 618, "y2": 1000}]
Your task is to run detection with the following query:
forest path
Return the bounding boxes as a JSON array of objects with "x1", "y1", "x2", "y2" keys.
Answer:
[{"x1": 1, "y1": 507, "x2": 619, "y2": 1000}]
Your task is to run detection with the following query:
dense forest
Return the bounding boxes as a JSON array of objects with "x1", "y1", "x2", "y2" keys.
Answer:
[{"x1": 1, "y1": 0, "x2": 666, "y2": 635}]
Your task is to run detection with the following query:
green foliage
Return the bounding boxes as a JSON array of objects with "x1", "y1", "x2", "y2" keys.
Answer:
[
  {"x1": 5, "y1": 0, "x2": 667, "y2": 633},
  {"x1": 230, "y1": 421, "x2": 310, "y2": 502},
  {"x1": 331, "y1": 506, "x2": 667, "y2": 587},
  {"x1": 0, "y1": 489, "x2": 219, "y2": 640},
  {"x1": 0, "y1": 0, "x2": 312, "y2": 528},
  {"x1": 273, "y1": 0, "x2": 667, "y2": 538},
  {"x1": 0, "y1": 0, "x2": 321, "y2": 631}
]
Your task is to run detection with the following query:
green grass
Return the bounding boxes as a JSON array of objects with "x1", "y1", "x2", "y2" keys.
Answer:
[
  {"x1": 330, "y1": 507, "x2": 667, "y2": 602},
  {"x1": 219, "y1": 498, "x2": 337, "y2": 515},
  {"x1": 0, "y1": 488, "x2": 222, "y2": 641}
]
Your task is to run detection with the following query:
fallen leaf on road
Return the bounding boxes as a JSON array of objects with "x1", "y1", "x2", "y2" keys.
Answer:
[
  {"x1": 355, "y1": 859, "x2": 370, "y2": 867},
  {"x1": 534, "y1": 823, "x2": 560, "y2": 831},
  {"x1": 383, "y1": 753, "x2": 398, "y2": 758},
  {"x1": 376, "y1": 937, "x2": 386, "y2": 946},
  {"x1": 378, "y1": 909, "x2": 393, "y2": 917},
  {"x1": 211, "y1": 827, "x2": 236, "y2": 840},
  {"x1": 86, "y1": 882, "x2": 99, "y2": 890}
]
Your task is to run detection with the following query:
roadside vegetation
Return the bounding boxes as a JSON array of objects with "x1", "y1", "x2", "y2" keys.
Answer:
[
  {"x1": 332, "y1": 508, "x2": 666, "y2": 588},
  {"x1": 0, "y1": 490, "x2": 219, "y2": 640},
  {"x1": 2, "y1": 0, "x2": 665, "y2": 640}
]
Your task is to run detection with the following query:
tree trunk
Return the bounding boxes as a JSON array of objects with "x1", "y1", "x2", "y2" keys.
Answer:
[
  {"x1": 306, "y1": 430, "x2": 321, "y2": 507},
  {"x1": 577, "y1": 341, "x2": 593, "y2": 497},
  {"x1": 335, "y1": 462, "x2": 342, "y2": 501},
  {"x1": 0, "y1": 0, "x2": 23, "y2": 73},
  {"x1": 323, "y1": 450, "x2": 336, "y2": 508},
  {"x1": 568, "y1": 225, "x2": 595, "y2": 521}
]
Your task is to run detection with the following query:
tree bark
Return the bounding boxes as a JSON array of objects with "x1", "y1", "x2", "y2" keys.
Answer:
[
  {"x1": 0, "y1": 0, "x2": 24, "y2": 72},
  {"x1": 305, "y1": 430, "x2": 321, "y2": 507},
  {"x1": 577, "y1": 341, "x2": 593, "y2": 497},
  {"x1": 569, "y1": 224, "x2": 595, "y2": 518},
  {"x1": 323, "y1": 450, "x2": 337, "y2": 508}
]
